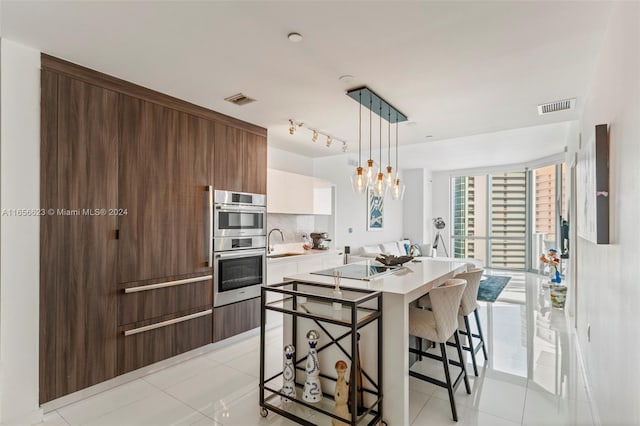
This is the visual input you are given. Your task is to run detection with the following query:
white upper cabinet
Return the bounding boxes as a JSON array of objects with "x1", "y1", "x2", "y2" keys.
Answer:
[{"x1": 267, "y1": 169, "x2": 332, "y2": 215}]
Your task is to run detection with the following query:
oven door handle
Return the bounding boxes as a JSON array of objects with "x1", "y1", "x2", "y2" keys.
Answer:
[
  {"x1": 215, "y1": 249, "x2": 266, "y2": 259},
  {"x1": 214, "y1": 204, "x2": 266, "y2": 213}
]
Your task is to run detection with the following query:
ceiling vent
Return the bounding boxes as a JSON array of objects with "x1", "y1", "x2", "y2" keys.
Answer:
[
  {"x1": 537, "y1": 98, "x2": 576, "y2": 115},
  {"x1": 224, "y1": 93, "x2": 256, "y2": 106}
]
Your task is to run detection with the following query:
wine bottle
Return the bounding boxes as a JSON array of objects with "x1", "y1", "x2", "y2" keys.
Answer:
[{"x1": 347, "y1": 332, "x2": 365, "y2": 416}]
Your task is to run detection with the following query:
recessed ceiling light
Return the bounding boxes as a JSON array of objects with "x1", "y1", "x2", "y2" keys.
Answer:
[
  {"x1": 425, "y1": 135, "x2": 433, "y2": 138},
  {"x1": 405, "y1": 121, "x2": 417, "y2": 127},
  {"x1": 339, "y1": 75, "x2": 354, "y2": 83},
  {"x1": 288, "y1": 32, "x2": 303, "y2": 42}
]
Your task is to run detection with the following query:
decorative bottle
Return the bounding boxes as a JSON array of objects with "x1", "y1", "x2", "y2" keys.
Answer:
[
  {"x1": 281, "y1": 344, "x2": 296, "y2": 403},
  {"x1": 348, "y1": 332, "x2": 365, "y2": 415},
  {"x1": 302, "y1": 330, "x2": 322, "y2": 403},
  {"x1": 332, "y1": 360, "x2": 349, "y2": 426}
]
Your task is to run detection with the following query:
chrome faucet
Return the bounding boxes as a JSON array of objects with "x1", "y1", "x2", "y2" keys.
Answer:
[{"x1": 267, "y1": 228, "x2": 285, "y2": 254}]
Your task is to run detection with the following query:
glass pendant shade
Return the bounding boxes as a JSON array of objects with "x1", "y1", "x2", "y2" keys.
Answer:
[
  {"x1": 365, "y1": 159, "x2": 377, "y2": 186},
  {"x1": 385, "y1": 166, "x2": 394, "y2": 187},
  {"x1": 351, "y1": 167, "x2": 366, "y2": 194},
  {"x1": 391, "y1": 178, "x2": 406, "y2": 200},
  {"x1": 374, "y1": 172, "x2": 387, "y2": 197}
]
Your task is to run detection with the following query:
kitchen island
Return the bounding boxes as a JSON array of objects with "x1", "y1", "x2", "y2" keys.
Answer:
[{"x1": 284, "y1": 257, "x2": 467, "y2": 425}]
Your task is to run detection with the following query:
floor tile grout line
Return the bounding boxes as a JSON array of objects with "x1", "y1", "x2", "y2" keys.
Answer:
[
  {"x1": 54, "y1": 409, "x2": 71, "y2": 426},
  {"x1": 55, "y1": 381, "x2": 164, "y2": 426}
]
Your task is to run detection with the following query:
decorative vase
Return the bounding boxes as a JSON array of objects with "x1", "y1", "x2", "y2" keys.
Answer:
[
  {"x1": 348, "y1": 332, "x2": 365, "y2": 415},
  {"x1": 302, "y1": 330, "x2": 322, "y2": 403},
  {"x1": 332, "y1": 360, "x2": 349, "y2": 426},
  {"x1": 281, "y1": 344, "x2": 296, "y2": 403}
]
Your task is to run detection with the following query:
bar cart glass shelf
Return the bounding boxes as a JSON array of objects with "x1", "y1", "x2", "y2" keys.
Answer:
[{"x1": 259, "y1": 280, "x2": 384, "y2": 425}]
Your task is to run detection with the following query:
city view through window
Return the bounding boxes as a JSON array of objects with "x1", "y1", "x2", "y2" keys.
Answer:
[{"x1": 452, "y1": 164, "x2": 566, "y2": 271}]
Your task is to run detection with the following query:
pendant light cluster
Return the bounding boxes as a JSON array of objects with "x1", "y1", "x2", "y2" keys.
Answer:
[{"x1": 348, "y1": 87, "x2": 407, "y2": 200}]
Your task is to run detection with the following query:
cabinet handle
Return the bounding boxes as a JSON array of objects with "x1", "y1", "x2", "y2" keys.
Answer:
[
  {"x1": 123, "y1": 309, "x2": 212, "y2": 336},
  {"x1": 123, "y1": 275, "x2": 213, "y2": 293},
  {"x1": 207, "y1": 185, "x2": 213, "y2": 267}
]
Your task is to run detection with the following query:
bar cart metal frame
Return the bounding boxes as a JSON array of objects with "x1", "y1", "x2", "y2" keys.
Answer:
[{"x1": 259, "y1": 280, "x2": 384, "y2": 425}]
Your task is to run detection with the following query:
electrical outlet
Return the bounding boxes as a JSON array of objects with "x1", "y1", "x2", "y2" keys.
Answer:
[
  {"x1": 587, "y1": 323, "x2": 591, "y2": 342},
  {"x1": 348, "y1": 227, "x2": 353, "y2": 234}
]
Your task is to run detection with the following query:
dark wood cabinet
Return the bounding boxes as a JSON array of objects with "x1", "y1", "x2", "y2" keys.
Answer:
[
  {"x1": 118, "y1": 96, "x2": 213, "y2": 284},
  {"x1": 214, "y1": 123, "x2": 244, "y2": 192},
  {"x1": 40, "y1": 73, "x2": 119, "y2": 403},
  {"x1": 118, "y1": 309, "x2": 212, "y2": 375},
  {"x1": 213, "y1": 297, "x2": 261, "y2": 342},
  {"x1": 214, "y1": 123, "x2": 267, "y2": 194},
  {"x1": 40, "y1": 55, "x2": 267, "y2": 403},
  {"x1": 244, "y1": 132, "x2": 268, "y2": 194}
]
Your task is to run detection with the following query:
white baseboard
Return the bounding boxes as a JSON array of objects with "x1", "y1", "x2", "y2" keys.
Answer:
[{"x1": 572, "y1": 328, "x2": 601, "y2": 426}]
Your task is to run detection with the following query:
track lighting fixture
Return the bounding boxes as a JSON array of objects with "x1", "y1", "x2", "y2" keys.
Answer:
[
  {"x1": 288, "y1": 119, "x2": 303, "y2": 135},
  {"x1": 287, "y1": 119, "x2": 347, "y2": 151}
]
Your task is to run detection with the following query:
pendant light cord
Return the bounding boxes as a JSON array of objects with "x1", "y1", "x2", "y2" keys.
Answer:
[
  {"x1": 387, "y1": 112, "x2": 391, "y2": 167},
  {"x1": 358, "y1": 92, "x2": 362, "y2": 167},
  {"x1": 379, "y1": 104, "x2": 382, "y2": 165},
  {"x1": 369, "y1": 98, "x2": 372, "y2": 160},
  {"x1": 395, "y1": 112, "x2": 399, "y2": 171}
]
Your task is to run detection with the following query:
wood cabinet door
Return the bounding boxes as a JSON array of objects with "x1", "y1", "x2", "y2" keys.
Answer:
[
  {"x1": 243, "y1": 132, "x2": 267, "y2": 195},
  {"x1": 213, "y1": 297, "x2": 261, "y2": 342},
  {"x1": 40, "y1": 74, "x2": 119, "y2": 403},
  {"x1": 213, "y1": 123, "x2": 244, "y2": 192},
  {"x1": 118, "y1": 96, "x2": 212, "y2": 283}
]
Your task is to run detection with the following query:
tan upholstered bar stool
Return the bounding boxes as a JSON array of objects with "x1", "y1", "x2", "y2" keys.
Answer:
[
  {"x1": 452, "y1": 268, "x2": 487, "y2": 376},
  {"x1": 418, "y1": 268, "x2": 488, "y2": 376},
  {"x1": 409, "y1": 279, "x2": 471, "y2": 422}
]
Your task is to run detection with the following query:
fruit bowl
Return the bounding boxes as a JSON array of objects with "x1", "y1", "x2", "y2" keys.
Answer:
[{"x1": 375, "y1": 254, "x2": 414, "y2": 266}]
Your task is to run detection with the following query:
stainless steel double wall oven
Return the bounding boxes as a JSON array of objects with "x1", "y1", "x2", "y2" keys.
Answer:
[{"x1": 212, "y1": 190, "x2": 266, "y2": 307}]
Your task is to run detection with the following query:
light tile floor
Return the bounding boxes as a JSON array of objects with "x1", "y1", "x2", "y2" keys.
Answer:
[{"x1": 33, "y1": 271, "x2": 592, "y2": 425}]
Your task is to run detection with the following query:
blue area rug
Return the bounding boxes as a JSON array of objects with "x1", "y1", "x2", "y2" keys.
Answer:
[{"x1": 477, "y1": 275, "x2": 511, "y2": 302}]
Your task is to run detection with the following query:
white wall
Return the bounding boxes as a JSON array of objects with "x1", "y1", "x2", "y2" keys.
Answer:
[
  {"x1": 569, "y1": 3, "x2": 639, "y2": 424},
  {"x1": 402, "y1": 169, "x2": 433, "y2": 245},
  {"x1": 431, "y1": 172, "x2": 452, "y2": 253},
  {"x1": 312, "y1": 155, "x2": 404, "y2": 253},
  {"x1": 0, "y1": 38, "x2": 42, "y2": 423},
  {"x1": 267, "y1": 145, "x2": 314, "y2": 175}
]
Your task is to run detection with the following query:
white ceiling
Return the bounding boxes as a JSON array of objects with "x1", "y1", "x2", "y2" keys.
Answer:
[{"x1": 1, "y1": 1, "x2": 612, "y2": 158}]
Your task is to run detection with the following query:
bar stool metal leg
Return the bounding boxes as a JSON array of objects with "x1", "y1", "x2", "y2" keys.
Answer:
[
  {"x1": 474, "y1": 308, "x2": 488, "y2": 361},
  {"x1": 463, "y1": 315, "x2": 478, "y2": 376},
  {"x1": 440, "y1": 342, "x2": 458, "y2": 422},
  {"x1": 453, "y1": 330, "x2": 471, "y2": 394}
]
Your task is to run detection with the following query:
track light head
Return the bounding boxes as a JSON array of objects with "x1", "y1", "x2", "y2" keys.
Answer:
[{"x1": 312, "y1": 130, "x2": 318, "y2": 142}]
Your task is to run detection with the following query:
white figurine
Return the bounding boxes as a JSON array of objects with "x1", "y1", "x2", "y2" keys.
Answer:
[
  {"x1": 302, "y1": 330, "x2": 322, "y2": 403},
  {"x1": 281, "y1": 344, "x2": 296, "y2": 403}
]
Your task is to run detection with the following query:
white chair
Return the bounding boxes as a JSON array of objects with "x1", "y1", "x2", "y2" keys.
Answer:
[{"x1": 409, "y1": 279, "x2": 471, "y2": 422}]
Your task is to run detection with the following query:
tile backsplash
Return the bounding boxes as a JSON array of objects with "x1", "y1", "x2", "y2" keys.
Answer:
[{"x1": 267, "y1": 213, "x2": 330, "y2": 243}]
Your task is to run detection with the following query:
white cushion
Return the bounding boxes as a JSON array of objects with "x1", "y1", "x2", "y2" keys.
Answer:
[
  {"x1": 361, "y1": 245, "x2": 382, "y2": 257},
  {"x1": 381, "y1": 242, "x2": 403, "y2": 256}
]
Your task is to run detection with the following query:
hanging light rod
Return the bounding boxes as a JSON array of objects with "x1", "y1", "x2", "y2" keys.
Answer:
[{"x1": 346, "y1": 86, "x2": 408, "y2": 123}]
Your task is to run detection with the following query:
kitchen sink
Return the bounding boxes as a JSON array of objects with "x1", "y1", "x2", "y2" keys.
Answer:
[{"x1": 267, "y1": 252, "x2": 305, "y2": 259}]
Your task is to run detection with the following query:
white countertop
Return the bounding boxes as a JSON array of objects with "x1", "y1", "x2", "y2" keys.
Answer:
[
  {"x1": 266, "y1": 248, "x2": 342, "y2": 264},
  {"x1": 284, "y1": 257, "x2": 467, "y2": 301}
]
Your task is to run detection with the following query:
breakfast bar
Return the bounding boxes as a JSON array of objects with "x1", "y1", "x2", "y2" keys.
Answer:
[{"x1": 284, "y1": 257, "x2": 467, "y2": 425}]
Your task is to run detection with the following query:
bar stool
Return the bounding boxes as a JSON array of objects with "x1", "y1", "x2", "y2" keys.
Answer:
[
  {"x1": 409, "y1": 279, "x2": 471, "y2": 422},
  {"x1": 451, "y1": 268, "x2": 487, "y2": 376},
  {"x1": 418, "y1": 268, "x2": 488, "y2": 376}
]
